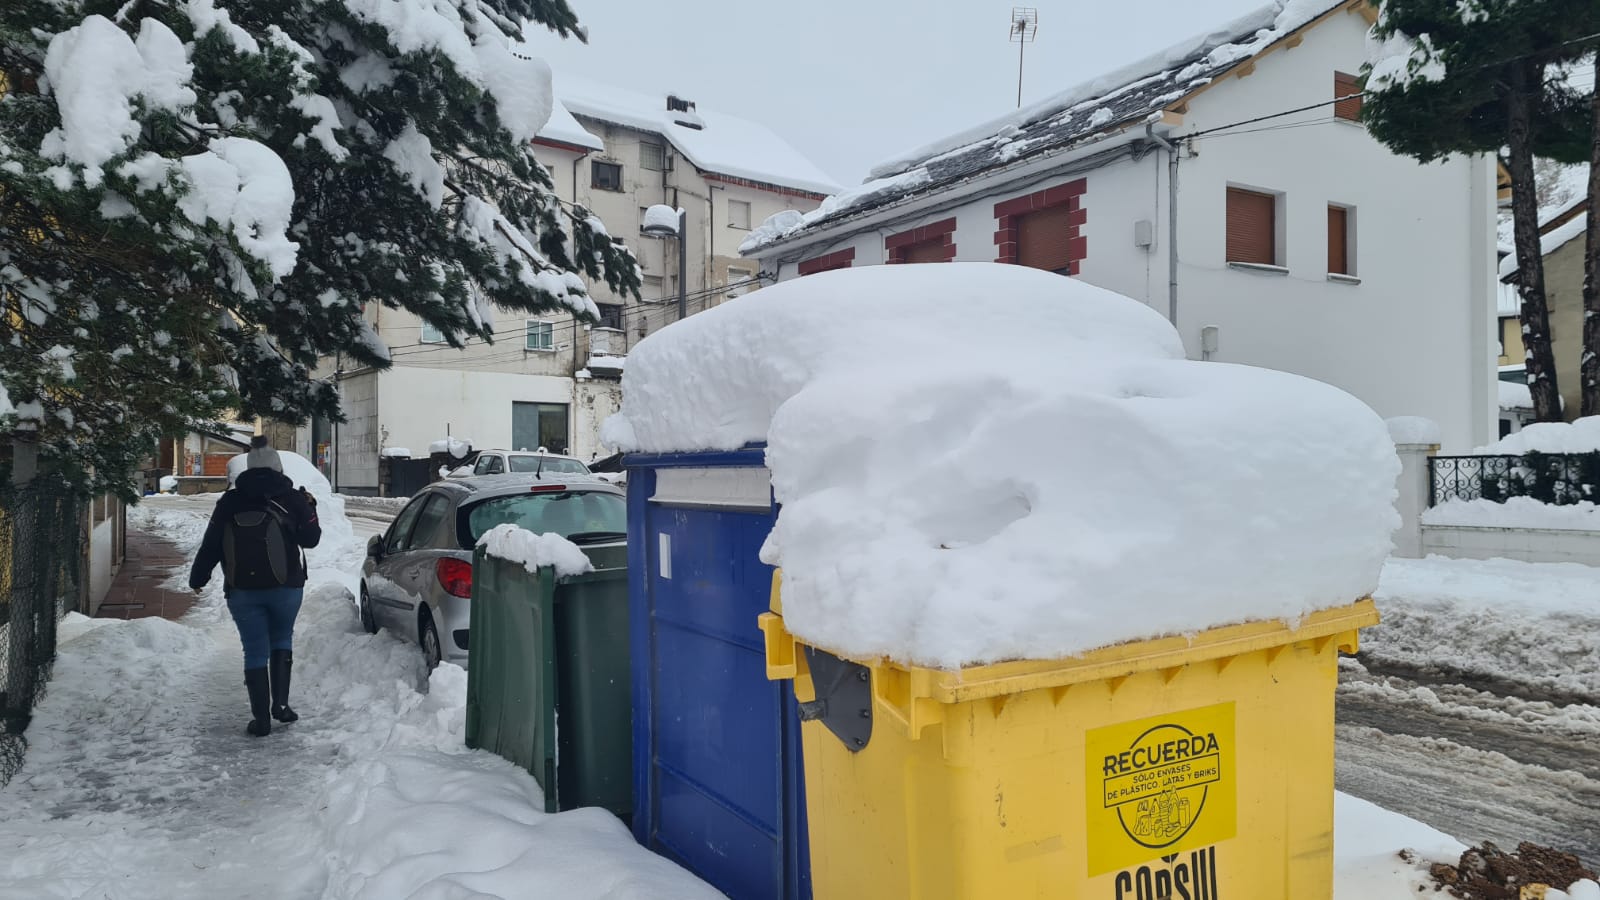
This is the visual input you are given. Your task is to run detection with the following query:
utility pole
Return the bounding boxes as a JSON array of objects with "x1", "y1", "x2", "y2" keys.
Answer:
[
  {"x1": 1010, "y1": 8, "x2": 1038, "y2": 109},
  {"x1": 677, "y1": 208, "x2": 688, "y2": 321}
]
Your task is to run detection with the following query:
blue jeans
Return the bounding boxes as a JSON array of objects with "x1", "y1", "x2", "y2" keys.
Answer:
[{"x1": 227, "y1": 587, "x2": 303, "y2": 669}]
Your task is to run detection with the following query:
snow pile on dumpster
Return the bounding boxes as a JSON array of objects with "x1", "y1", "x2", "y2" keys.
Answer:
[
  {"x1": 604, "y1": 263, "x2": 1399, "y2": 667},
  {"x1": 479, "y1": 523, "x2": 595, "y2": 577}
]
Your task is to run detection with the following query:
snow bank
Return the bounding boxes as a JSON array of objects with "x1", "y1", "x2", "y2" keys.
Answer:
[
  {"x1": 605, "y1": 263, "x2": 1399, "y2": 667},
  {"x1": 1369, "y1": 556, "x2": 1600, "y2": 698},
  {"x1": 1386, "y1": 416, "x2": 1440, "y2": 446},
  {"x1": 477, "y1": 524, "x2": 594, "y2": 578},
  {"x1": 1472, "y1": 416, "x2": 1600, "y2": 455},
  {"x1": 1332, "y1": 793, "x2": 1464, "y2": 899},
  {"x1": 1423, "y1": 497, "x2": 1600, "y2": 531}
]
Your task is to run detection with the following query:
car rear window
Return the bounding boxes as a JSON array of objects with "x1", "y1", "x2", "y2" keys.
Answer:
[
  {"x1": 458, "y1": 490, "x2": 626, "y2": 547},
  {"x1": 507, "y1": 456, "x2": 590, "y2": 475}
]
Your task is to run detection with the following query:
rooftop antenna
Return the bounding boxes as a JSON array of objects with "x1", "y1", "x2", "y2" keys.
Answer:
[{"x1": 1010, "y1": 8, "x2": 1039, "y2": 109}]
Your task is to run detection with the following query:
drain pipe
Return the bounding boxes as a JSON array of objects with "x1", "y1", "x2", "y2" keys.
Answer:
[{"x1": 1145, "y1": 124, "x2": 1180, "y2": 326}]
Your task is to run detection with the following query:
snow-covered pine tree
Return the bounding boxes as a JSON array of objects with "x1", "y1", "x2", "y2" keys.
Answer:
[
  {"x1": 0, "y1": 0, "x2": 639, "y2": 495},
  {"x1": 1361, "y1": 0, "x2": 1597, "y2": 424}
]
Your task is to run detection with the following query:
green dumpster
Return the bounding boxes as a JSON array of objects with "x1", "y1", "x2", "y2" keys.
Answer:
[{"x1": 465, "y1": 542, "x2": 632, "y2": 820}]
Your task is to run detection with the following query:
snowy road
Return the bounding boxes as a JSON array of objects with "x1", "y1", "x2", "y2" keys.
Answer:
[{"x1": 1334, "y1": 557, "x2": 1600, "y2": 868}]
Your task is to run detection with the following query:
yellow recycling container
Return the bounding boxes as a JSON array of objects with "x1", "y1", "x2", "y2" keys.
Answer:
[{"x1": 759, "y1": 573, "x2": 1378, "y2": 900}]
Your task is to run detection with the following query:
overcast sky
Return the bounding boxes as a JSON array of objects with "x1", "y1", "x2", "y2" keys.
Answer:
[{"x1": 527, "y1": 0, "x2": 1279, "y2": 188}]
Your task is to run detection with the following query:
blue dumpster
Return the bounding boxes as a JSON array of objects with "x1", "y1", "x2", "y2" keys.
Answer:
[{"x1": 625, "y1": 447, "x2": 811, "y2": 900}]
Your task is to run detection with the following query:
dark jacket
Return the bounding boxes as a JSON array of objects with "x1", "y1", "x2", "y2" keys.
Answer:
[{"x1": 190, "y1": 469, "x2": 322, "y2": 591}]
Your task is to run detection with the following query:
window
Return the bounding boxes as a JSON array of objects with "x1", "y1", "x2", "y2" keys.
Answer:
[
  {"x1": 409, "y1": 495, "x2": 452, "y2": 548},
  {"x1": 511, "y1": 402, "x2": 569, "y2": 455},
  {"x1": 594, "y1": 302, "x2": 623, "y2": 330},
  {"x1": 728, "y1": 199, "x2": 752, "y2": 230},
  {"x1": 386, "y1": 495, "x2": 429, "y2": 553},
  {"x1": 1017, "y1": 205, "x2": 1075, "y2": 274},
  {"x1": 1334, "y1": 72, "x2": 1363, "y2": 122},
  {"x1": 640, "y1": 141, "x2": 666, "y2": 171},
  {"x1": 641, "y1": 274, "x2": 664, "y2": 300},
  {"x1": 461, "y1": 490, "x2": 626, "y2": 545},
  {"x1": 525, "y1": 320, "x2": 554, "y2": 351},
  {"x1": 1225, "y1": 187, "x2": 1278, "y2": 266},
  {"x1": 420, "y1": 321, "x2": 447, "y2": 343},
  {"x1": 902, "y1": 240, "x2": 950, "y2": 264},
  {"x1": 726, "y1": 267, "x2": 755, "y2": 296},
  {"x1": 1328, "y1": 204, "x2": 1354, "y2": 275},
  {"x1": 591, "y1": 160, "x2": 623, "y2": 192}
]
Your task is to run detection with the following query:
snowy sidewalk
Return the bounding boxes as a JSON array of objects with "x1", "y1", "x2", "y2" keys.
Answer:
[
  {"x1": 0, "y1": 495, "x2": 719, "y2": 900},
  {"x1": 93, "y1": 527, "x2": 196, "y2": 620}
]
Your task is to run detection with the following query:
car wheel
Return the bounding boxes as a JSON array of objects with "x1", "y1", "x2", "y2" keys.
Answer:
[
  {"x1": 359, "y1": 583, "x2": 378, "y2": 635},
  {"x1": 419, "y1": 610, "x2": 442, "y2": 670}
]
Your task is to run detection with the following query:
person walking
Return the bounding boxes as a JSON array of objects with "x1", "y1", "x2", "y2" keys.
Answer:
[{"x1": 190, "y1": 436, "x2": 321, "y2": 736}]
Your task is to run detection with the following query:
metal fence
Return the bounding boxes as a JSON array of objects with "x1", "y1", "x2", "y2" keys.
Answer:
[
  {"x1": 1429, "y1": 452, "x2": 1600, "y2": 507},
  {"x1": 1, "y1": 474, "x2": 85, "y2": 785}
]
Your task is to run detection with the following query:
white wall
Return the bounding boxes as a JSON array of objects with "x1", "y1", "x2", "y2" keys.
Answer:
[
  {"x1": 88, "y1": 518, "x2": 114, "y2": 609},
  {"x1": 336, "y1": 371, "x2": 381, "y2": 491},
  {"x1": 574, "y1": 378, "x2": 624, "y2": 462},
  {"x1": 758, "y1": 6, "x2": 1495, "y2": 452},
  {"x1": 1421, "y1": 524, "x2": 1600, "y2": 566},
  {"x1": 375, "y1": 366, "x2": 577, "y2": 459}
]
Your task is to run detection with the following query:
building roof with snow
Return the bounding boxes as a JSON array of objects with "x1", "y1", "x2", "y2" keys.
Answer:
[
  {"x1": 535, "y1": 97, "x2": 605, "y2": 153},
  {"x1": 1499, "y1": 195, "x2": 1589, "y2": 285},
  {"x1": 741, "y1": 0, "x2": 1355, "y2": 254},
  {"x1": 549, "y1": 75, "x2": 838, "y2": 197}
]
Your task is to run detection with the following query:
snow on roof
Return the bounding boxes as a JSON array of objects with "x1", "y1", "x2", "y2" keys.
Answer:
[
  {"x1": 741, "y1": 0, "x2": 1344, "y2": 254},
  {"x1": 602, "y1": 263, "x2": 1397, "y2": 668},
  {"x1": 1497, "y1": 380, "x2": 1532, "y2": 411},
  {"x1": 555, "y1": 75, "x2": 838, "y2": 196},
  {"x1": 1496, "y1": 280, "x2": 1520, "y2": 317},
  {"x1": 535, "y1": 95, "x2": 604, "y2": 152},
  {"x1": 1473, "y1": 415, "x2": 1600, "y2": 455},
  {"x1": 1499, "y1": 213, "x2": 1589, "y2": 281}
]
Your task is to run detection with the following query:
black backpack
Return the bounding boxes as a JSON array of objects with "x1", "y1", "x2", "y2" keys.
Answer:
[{"x1": 223, "y1": 498, "x2": 297, "y2": 588}]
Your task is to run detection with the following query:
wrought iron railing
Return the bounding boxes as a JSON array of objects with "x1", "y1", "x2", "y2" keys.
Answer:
[{"x1": 1429, "y1": 452, "x2": 1600, "y2": 507}]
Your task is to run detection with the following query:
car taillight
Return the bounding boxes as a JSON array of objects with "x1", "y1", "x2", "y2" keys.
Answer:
[
  {"x1": 436, "y1": 558, "x2": 473, "y2": 598},
  {"x1": 529, "y1": 484, "x2": 567, "y2": 493}
]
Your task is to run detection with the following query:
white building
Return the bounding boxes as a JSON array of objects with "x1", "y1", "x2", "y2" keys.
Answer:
[
  {"x1": 301, "y1": 79, "x2": 836, "y2": 492},
  {"x1": 741, "y1": 0, "x2": 1498, "y2": 451}
]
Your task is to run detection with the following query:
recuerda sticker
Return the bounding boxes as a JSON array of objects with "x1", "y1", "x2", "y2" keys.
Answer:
[{"x1": 1085, "y1": 701, "x2": 1237, "y2": 878}]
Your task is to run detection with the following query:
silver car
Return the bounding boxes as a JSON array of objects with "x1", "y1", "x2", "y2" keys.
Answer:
[{"x1": 359, "y1": 474, "x2": 627, "y2": 668}]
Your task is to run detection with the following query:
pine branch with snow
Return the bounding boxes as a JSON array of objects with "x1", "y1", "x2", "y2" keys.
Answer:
[
  {"x1": 1360, "y1": 0, "x2": 1598, "y2": 425},
  {"x1": 0, "y1": 0, "x2": 639, "y2": 495}
]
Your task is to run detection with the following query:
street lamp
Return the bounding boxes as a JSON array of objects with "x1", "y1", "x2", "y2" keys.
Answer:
[{"x1": 641, "y1": 204, "x2": 688, "y2": 321}]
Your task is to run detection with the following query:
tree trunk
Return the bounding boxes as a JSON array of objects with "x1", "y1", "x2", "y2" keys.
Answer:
[
  {"x1": 1507, "y1": 61, "x2": 1564, "y2": 422},
  {"x1": 1581, "y1": 52, "x2": 1600, "y2": 418}
]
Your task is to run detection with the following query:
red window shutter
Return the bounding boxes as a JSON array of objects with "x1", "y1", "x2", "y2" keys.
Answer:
[
  {"x1": 1226, "y1": 188, "x2": 1276, "y2": 265},
  {"x1": 902, "y1": 240, "x2": 949, "y2": 264},
  {"x1": 1017, "y1": 205, "x2": 1073, "y2": 272},
  {"x1": 1334, "y1": 72, "x2": 1362, "y2": 121},
  {"x1": 1328, "y1": 205, "x2": 1349, "y2": 275}
]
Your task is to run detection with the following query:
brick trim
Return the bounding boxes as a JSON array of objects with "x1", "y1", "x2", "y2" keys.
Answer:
[
  {"x1": 993, "y1": 179, "x2": 1088, "y2": 275},
  {"x1": 797, "y1": 247, "x2": 856, "y2": 276},
  {"x1": 885, "y1": 217, "x2": 958, "y2": 264}
]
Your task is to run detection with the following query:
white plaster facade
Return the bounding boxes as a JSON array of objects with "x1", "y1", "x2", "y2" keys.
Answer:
[
  {"x1": 301, "y1": 87, "x2": 833, "y2": 492},
  {"x1": 747, "y1": 5, "x2": 1497, "y2": 451}
]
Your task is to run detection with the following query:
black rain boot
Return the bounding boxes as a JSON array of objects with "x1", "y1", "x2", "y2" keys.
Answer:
[
  {"x1": 270, "y1": 649, "x2": 298, "y2": 723},
  {"x1": 244, "y1": 667, "x2": 272, "y2": 737}
]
